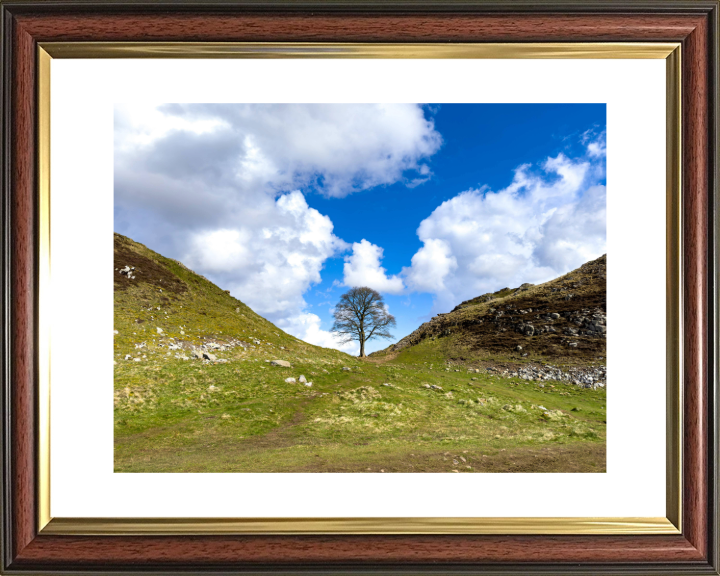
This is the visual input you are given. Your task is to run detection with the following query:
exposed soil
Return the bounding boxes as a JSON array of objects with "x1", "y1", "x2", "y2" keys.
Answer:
[
  {"x1": 362, "y1": 350, "x2": 400, "y2": 365},
  {"x1": 114, "y1": 233, "x2": 188, "y2": 296},
  {"x1": 241, "y1": 442, "x2": 606, "y2": 473},
  {"x1": 235, "y1": 398, "x2": 313, "y2": 451},
  {"x1": 461, "y1": 291, "x2": 606, "y2": 359}
]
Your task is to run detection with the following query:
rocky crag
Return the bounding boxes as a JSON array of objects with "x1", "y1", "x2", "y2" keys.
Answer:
[{"x1": 381, "y1": 255, "x2": 607, "y2": 361}]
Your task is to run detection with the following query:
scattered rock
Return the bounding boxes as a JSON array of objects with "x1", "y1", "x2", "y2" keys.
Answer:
[
  {"x1": 156, "y1": 327, "x2": 163, "y2": 334},
  {"x1": 515, "y1": 345, "x2": 523, "y2": 351},
  {"x1": 298, "y1": 375, "x2": 307, "y2": 383},
  {"x1": 118, "y1": 265, "x2": 136, "y2": 280},
  {"x1": 270, "y1": 360, "x2": 292, "y2": 368},
  {"x1": 342, "y1": 367, "x2": 351, "y2": 371},
  {"x1": 285, "y1": 377, "x2": 297, "y2": 383}
]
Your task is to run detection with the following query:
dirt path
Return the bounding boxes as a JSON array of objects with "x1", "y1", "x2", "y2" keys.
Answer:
[
  {"x1": 236, "y1": 396, "x2": 313, "y2": 451},
  {"x1": 286, "y1": 442, "x2": 606, "y2": 473},
  {"x1": 362, "y1": 351, "x2": 400, "y2": 365}
]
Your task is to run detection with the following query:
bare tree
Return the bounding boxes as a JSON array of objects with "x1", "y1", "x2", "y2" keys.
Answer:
[{"x1": 331, "y1": 287, "x2": 396, "y2": 357}]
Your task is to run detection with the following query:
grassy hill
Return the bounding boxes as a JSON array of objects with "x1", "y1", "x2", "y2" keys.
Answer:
[
  {"x1": 373, "y1": 255, "x2": 606, "y2": 367},
  {"x1": 114, "y1": 234, "x2": 606, "y2": 473}
]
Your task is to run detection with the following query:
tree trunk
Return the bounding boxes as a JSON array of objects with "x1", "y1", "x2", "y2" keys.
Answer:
[{"x1": 359, "y1": 337, "x2": 365, "y2": 357}]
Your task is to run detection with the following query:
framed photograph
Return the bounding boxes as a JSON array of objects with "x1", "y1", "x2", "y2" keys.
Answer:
[{"x1": 1, "y1": 1, "x2": 717, "y2": 574}]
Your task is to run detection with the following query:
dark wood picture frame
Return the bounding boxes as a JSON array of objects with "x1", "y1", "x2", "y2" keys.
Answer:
[{"x1": 1, "y1": 1, "x2": 718, "y2": 573}]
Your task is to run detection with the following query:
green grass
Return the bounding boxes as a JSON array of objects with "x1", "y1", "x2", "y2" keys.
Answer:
[
  {"x1": 115, "y1": 338, "x2": 606, "y2": 472},
  {"x1": 114, "y1": 234, "x2": 606, "y2": 473}
]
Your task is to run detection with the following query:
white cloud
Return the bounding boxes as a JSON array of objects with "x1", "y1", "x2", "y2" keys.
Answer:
[
  {"x1": 116, "y1": 103, "x2": 442, "y2": 203},
  {"x1": 403, "y1": 139, "x2": 606, "y2": 313},
  {"x1": 114, "y1": 104, "x2": 442, "y2": 351},
  {"x1": 582, "y1": 128, "x2": 607, "y2": 159},
  {"x1": 343, "y1": 239, "x2": 405, "y2": 294},
  {"x1": 184, "y1": 191, "x2": 347, "y2": 317},
  {"x1": 403, "y1": 238, "x2": 457, "y2": 293},
  {"x1": 277, "y1": 313, "x2": 359, "y2": 355}
]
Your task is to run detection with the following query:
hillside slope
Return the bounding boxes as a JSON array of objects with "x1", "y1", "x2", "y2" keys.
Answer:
[
  {"x1": 114, "y1": 232, "x2": 346, "y2": 365},
  {"x1": 377, "y1": 255, "x2": 606, "y2": 363},
  {"x1": 114, "y1": 235, "x2": 606, "y2": 473}
]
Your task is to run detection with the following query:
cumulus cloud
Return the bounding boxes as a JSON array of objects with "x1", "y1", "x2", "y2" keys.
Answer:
[
  {"x1": 582, "y1": 128, "x2": 607, "y2": 158},
  {"x1": 116, "y1": 103, "x2": 442, "y2": 201},
  {"x1": 403, "y1": 137, "x2": 606, "y2": 313},
  {"x1": 183, "y1": 191, "x2": 347, "y2": 317},
  {"x1": 114, "y1": 104, "x2": 441, "y2": 352},
  {"x1": 276, "y1": 313, "x2": 359, "y2": 356},
  {"x1": 343, "y1": 239, "x2": 405, "y2": 294},
  {"x1": 403, "y1": 238, "x2": 457, "y2": 293}
]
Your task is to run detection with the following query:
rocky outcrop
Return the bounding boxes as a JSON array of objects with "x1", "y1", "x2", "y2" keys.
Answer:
[
  {"x1": 379, "y1": 254, "x2": 606, "y2": 360},
  {"x1": 484, "y1": 363, "x2": 607, "y2": 389}
]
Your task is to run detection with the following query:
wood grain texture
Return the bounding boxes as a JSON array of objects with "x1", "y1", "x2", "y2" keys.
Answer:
[
  {"x1": 681, "y1": 10, "x2": 710, "y2": 560},
  {"x1": 2, "y1": 4, "x2": 717, "y2": 573},
  {"x1": 13, "y1": 12, "x2": 703, "y2": 43},
  {"x1": 9, "y1": 18, "x2": 37, "y2": 562},
  {"x1": 9, "y1": 534, "x2": 707, "y2": 566}
]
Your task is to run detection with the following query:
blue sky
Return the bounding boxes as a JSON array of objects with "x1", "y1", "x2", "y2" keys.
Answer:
[{"x1": 115, "y1": 104, "x2": 606, "y2": 354}]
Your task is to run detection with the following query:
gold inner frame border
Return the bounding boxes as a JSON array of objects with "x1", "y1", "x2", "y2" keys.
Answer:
[{"x1": 36, "y1": 41, "x2": 682, "y2": 536}]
